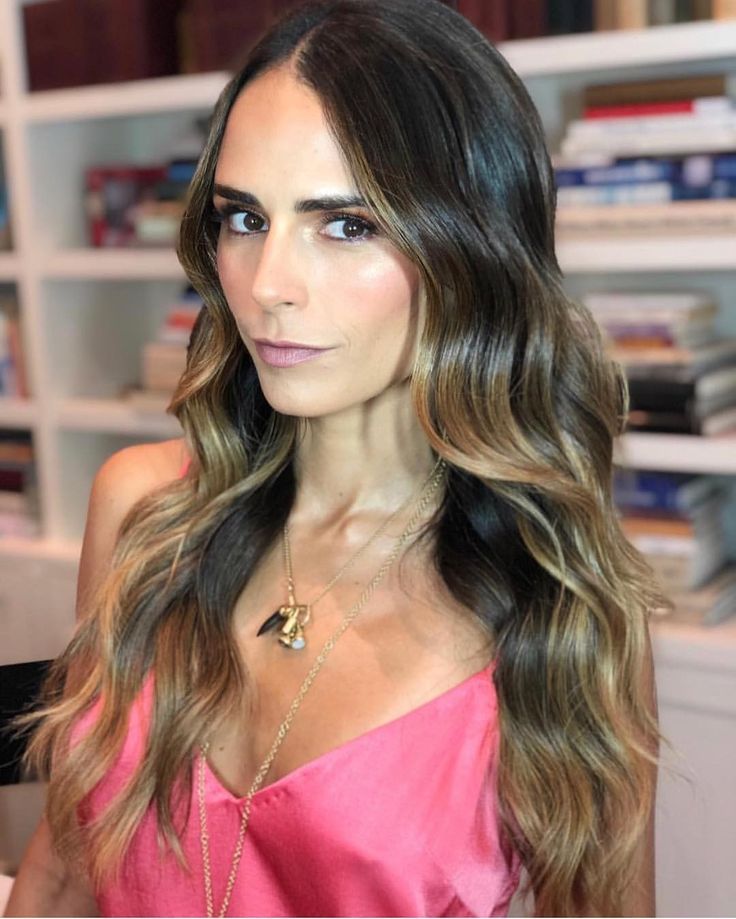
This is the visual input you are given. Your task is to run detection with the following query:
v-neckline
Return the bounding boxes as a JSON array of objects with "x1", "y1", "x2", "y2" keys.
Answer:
[{"x1": 202, "y1": 660, "x2": 496, "y2": 804}]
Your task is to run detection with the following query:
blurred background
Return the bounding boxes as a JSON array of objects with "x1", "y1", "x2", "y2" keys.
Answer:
[{"x1": 1, "y1": 0, "x2": 736, "y2": 915}]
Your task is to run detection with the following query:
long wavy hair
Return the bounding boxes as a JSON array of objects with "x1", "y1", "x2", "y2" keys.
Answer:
[{"x1": 21, "y1": 1, "x2": 673, "y2": 914}]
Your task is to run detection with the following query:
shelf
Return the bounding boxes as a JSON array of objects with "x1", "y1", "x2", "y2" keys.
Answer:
[
  {"x1": 557, "y1": 233, "x2": 736, "y2": 274},
  {"x1": 54, "y1": 397, "x2": 182, "y2": 437},
  {"x1": 0, "y1": 397, "x2": 36, "y2": 429},
  {"x1": 0, "y1": 253, "x2": 19, "y2": 281},
  {"x1": 43, "y1": 248, "x2": 185, "y2": 280},
  {"x1": 500, "y1": 19, "x2": 736, "y2": 77},
  {"x1": 0, "y1": 534, "x2": 80, "y2": 563},
  {"x1": 616, "y1": 432, "x2": 736, "y2": 474},
  {"x1": 21, "y1": 70, "x2": 230, "y2": 122}
]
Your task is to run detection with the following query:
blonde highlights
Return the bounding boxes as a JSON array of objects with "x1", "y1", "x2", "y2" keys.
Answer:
[{"x1": 20, "y1": 2, "x2": 672, "y2": 914}]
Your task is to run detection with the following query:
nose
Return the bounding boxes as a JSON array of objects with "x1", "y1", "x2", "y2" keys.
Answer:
[{"x1": 250, "y1": 222, "x2": 306, "y2": 311}]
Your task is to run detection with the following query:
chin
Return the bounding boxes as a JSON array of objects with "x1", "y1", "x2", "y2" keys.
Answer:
[{"x1": 257, "y1": 380, "x2": 351, "y2": 419}]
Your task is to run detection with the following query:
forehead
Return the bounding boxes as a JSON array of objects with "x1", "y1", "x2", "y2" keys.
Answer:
[{"x1": 214, "y1": 64, "x2": 354, "y2": 194}]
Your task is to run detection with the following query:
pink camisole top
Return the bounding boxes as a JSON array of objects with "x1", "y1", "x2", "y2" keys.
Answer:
[{"x1": 74, "y1": 457, "x2": 522, "y2": 916}]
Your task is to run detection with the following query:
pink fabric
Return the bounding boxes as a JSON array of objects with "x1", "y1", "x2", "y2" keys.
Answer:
[
  {"x1": 75, "y1": 663, "x2": 521, "y2": 917},
  {"x1": 76, "y1": 460, "x2": 521, "y2": 914}
]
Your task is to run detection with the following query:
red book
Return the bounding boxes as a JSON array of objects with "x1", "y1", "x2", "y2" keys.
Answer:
[
  {"x1": 584, "y1": 98, "x2": 732, "y2": 119},
  {"x1": 508, "y1": 0, "x2": 546, "y2": 39},
  {"x1": 456, "y1": 0, "x2": 512, "y2": 41}
]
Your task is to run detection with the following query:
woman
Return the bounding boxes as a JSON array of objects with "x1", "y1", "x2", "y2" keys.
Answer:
[{"x1": 6, "y1": 0, "x2": 668, "y2": 916}]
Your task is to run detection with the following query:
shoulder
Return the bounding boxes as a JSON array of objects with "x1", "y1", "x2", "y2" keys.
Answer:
[
  {"x1": 76, "y1": 438, "x2": 188, "y2": 619},
  {"x1": 89, "y1": 437, "x2": 187, "y2": 528},
  {"x1": 95, "y1": 437, "x2": 188, "y2": 492}
]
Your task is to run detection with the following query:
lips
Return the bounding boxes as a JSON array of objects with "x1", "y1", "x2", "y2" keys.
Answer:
[{"x1": 254, "y1": 339, "x2": 330, "y2": 368}]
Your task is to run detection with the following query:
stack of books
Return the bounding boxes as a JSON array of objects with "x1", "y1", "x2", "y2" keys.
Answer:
[
  {"x1": 584, "y1": 290, "x2": 736, "y2": 436},
  {"x1": 121, "y1": 285, "x2": 203, "y2": 412},
  {"x1": 0, "y1": 429, "x2": 38, "y2": 539},
  {"x1": 0, "y1": 286, "x2": 29, "y2": 399},
  {"x1": 554, "y1": 74, "x2": 736, "y2": 236},
  {"x1": 614, "y1": 468, "x2": 736, "y2": 625},
  {"x1": 0, "y1": 181, "x2": 10, "y2": 251}
]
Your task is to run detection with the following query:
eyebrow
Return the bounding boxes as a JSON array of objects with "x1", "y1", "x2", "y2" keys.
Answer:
[{"x1": 212, "y1": 183, "x2": 368, "y2": 213}]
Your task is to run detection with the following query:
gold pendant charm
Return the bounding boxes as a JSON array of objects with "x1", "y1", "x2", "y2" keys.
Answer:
[{"x1": 277, "y1": 604, "x2": 310, "y2": 650}]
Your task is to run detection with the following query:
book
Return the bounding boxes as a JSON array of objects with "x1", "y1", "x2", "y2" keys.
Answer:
[
  {"x1": 648, "y1": 0, "x2": 677, "y2": 24},
  {"x1": 556, "y1": 178, "x2": 736, "y2": 206},
  {"x1": 561, "y1": 124, "x2": 736, "y2": 157},
  {"x1": 626, "y1": 366, "x2": 736, "y2": 412},
  {"x1": 620, "y1": 500, "x2": 727, "y2": 588},
  {"x1": 555, "y1": 198, "x2": 736, "y2": 234},
  {"x1": 659, "y1": 563, "x2": 736, "y2": 626},
  {"x1": 141, "y1": 341, "x2": 188, "y2": 392},
  {"x1": 614, "y1": 0, "x2": 647, "y2": 28},
  {"x1": 613, "y1": 469, "x2": 721, "y2": 515},
  {"x1": 599, "y1": 318, "x2": 715, "y2": 349},
  {"x1": 554, "y1": 152, "x2": 736, "y2": 189},
  {"x1": 583, "y1": 289, "x2": 716, "y2": 315},
  {"x1": 583, "y1": 97, "x2": 734, "y2": 120},
  {"x1": 593, "y1": 0, "x2": 618, "y2": 30},
  {"x1": 611, "y1": 337, "x2": 736, "y2": 375},
  {"x1": 713, "y1": 0, "x2": 736, "y2": 17},
  {"x1": 507, "y1": 0, "x2": 546, "y2": 39},
  {"x1": 583, "y1": 74, "x2": 729, "y2": 109},
  {"x1": 626, "y1": 403, "x2": 736, "y2": 435}
]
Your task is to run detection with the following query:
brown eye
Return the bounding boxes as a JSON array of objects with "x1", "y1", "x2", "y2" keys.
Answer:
[{"x1": 322, "y1": 214, "x2": 377, "y2": 242}]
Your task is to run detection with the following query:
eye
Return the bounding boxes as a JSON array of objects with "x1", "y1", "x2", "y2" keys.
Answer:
[
  {"x1": 212, "y1": 207, "x2": 266, "y2": 236},
  {"x1": 320, "y1": 214, "x2": 377, "y2": 242}
]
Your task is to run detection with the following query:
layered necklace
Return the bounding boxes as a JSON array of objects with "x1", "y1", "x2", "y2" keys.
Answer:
[
  {"x1": 198, "y1": 457, "x2": 447, "y2": 918},
  {"x1": 256, "y1": 469, "x2": 433, "y2": 649}
]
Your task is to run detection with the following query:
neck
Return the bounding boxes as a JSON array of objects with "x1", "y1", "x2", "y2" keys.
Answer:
[{"x1": 289, "y1": 381, "x2": 438, "y2": 529}]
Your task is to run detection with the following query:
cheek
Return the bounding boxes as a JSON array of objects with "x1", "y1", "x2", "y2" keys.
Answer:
[{"x1": 335, "y1": 255, "x2": 420, "y2": 344}]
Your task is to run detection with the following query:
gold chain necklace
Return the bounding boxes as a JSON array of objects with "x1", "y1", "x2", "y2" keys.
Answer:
[
  {"x1": 198, "y1": 458, "x2": 446, "y2": 919},
  {"x1": 256, "y1": 482, "x2": 420, "y2": 650}
]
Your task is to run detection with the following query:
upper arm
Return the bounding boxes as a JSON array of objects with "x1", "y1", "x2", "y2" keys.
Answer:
[
  {"x1": 75, "y1": 438, "x2": 187, "y2": 622},
  {"x1": 3, "y1": 816, "x2": 98, "y2": 917}
]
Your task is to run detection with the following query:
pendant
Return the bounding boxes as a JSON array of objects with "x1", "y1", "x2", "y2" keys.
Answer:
[{"x1": 257, "y1": 603, "x2": 310, "y2": 649}]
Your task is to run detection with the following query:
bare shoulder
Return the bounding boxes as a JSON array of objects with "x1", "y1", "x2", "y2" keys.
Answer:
[
  {"x1": 76, "y1": 438, "x2": 188, "y2": 619},
  {"x1": 95, "y1": 437, "x2": 187, "y2": 495}
]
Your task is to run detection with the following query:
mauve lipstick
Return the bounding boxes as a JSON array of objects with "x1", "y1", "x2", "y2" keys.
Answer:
[{"x1": 254, "y1": 339, "x2": 331, "y2": 368}]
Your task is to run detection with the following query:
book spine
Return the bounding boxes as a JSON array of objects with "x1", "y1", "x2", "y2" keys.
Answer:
[
  {"x1": 713, "y1": 0, "x2": 736, "y2": 17},
  {"x1": 583, "y1": 291, "x2": 715, "y2": 313},
  {"x1": 648, "y1": 0, "x2": 677, "y2": 24},
  {"x1": 555, "y1": 152, "x2": 736, "y2": 187},
  {"x1": 556, "y1": 198, "x2": 736, "y2": 233},
  {"x1": 583, "y1": 97, "x2": 733, "y2": 119},
  {"x1": 5, "y1": 316, "x2": 28, "y2": 399},
  {"x1": 561, "y1": 129, "x2": 736, "y2": 157},
  {"x1": 507, "y1": 0, "x2": 546, "y2": 39},
  {"x1": 583, "y1": 74, "x2": 727, "y2": 109},
  {"x1": 594, "y1": 0, "x2": 618, "y2": 29},
  {"x1": 557, "y1": 178, "x2": 736, "y2": 205},
  {"x1": 615, "y1": 0, "x2": 648, "y2": 28}
]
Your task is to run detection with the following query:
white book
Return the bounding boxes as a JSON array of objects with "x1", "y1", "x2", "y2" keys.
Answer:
[
  {"x1": 569, "y1": 105, "x2": 736, "y2": 136},
  {"x1": 583, "y1": 291, "x2": 715, "y2": 313},
  {"x1": 561, "y1": 128, "x2": 736, "y2": 157}
]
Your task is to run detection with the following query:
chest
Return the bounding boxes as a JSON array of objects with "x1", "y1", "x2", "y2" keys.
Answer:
[{"x1": 204, "y1": 532, "x2": 493, "y2": 799}]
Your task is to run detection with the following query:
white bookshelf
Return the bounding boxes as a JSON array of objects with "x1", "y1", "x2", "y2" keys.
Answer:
[
  {"x1": 0, "y1": 7, "x2": 735, "y2": 915},
  {"x1": 0, "y1": 7, "x2": 733, "y2": 549}
]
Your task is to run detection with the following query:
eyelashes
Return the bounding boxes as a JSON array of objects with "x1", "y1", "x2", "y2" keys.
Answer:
[{"x1": 210, "y1": 205, "x2": 378, "y2": 243}]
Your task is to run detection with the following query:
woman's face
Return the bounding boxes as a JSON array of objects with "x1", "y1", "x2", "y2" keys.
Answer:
[{"x1": 212, "y1": 63, "x2": 424, "y2": 419}]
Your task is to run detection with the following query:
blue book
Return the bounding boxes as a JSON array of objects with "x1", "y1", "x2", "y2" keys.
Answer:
[{"x1": 613, "y1": 469, "x2": 719, "y2": 515}]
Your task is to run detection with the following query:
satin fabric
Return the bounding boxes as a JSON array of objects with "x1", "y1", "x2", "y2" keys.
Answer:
[
  {"x1": 75, "y1": 662, "x2": 521, "y2": 917},
  {"x1": 79, "y1": 460, "x2": 521, "y2": 915}
]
